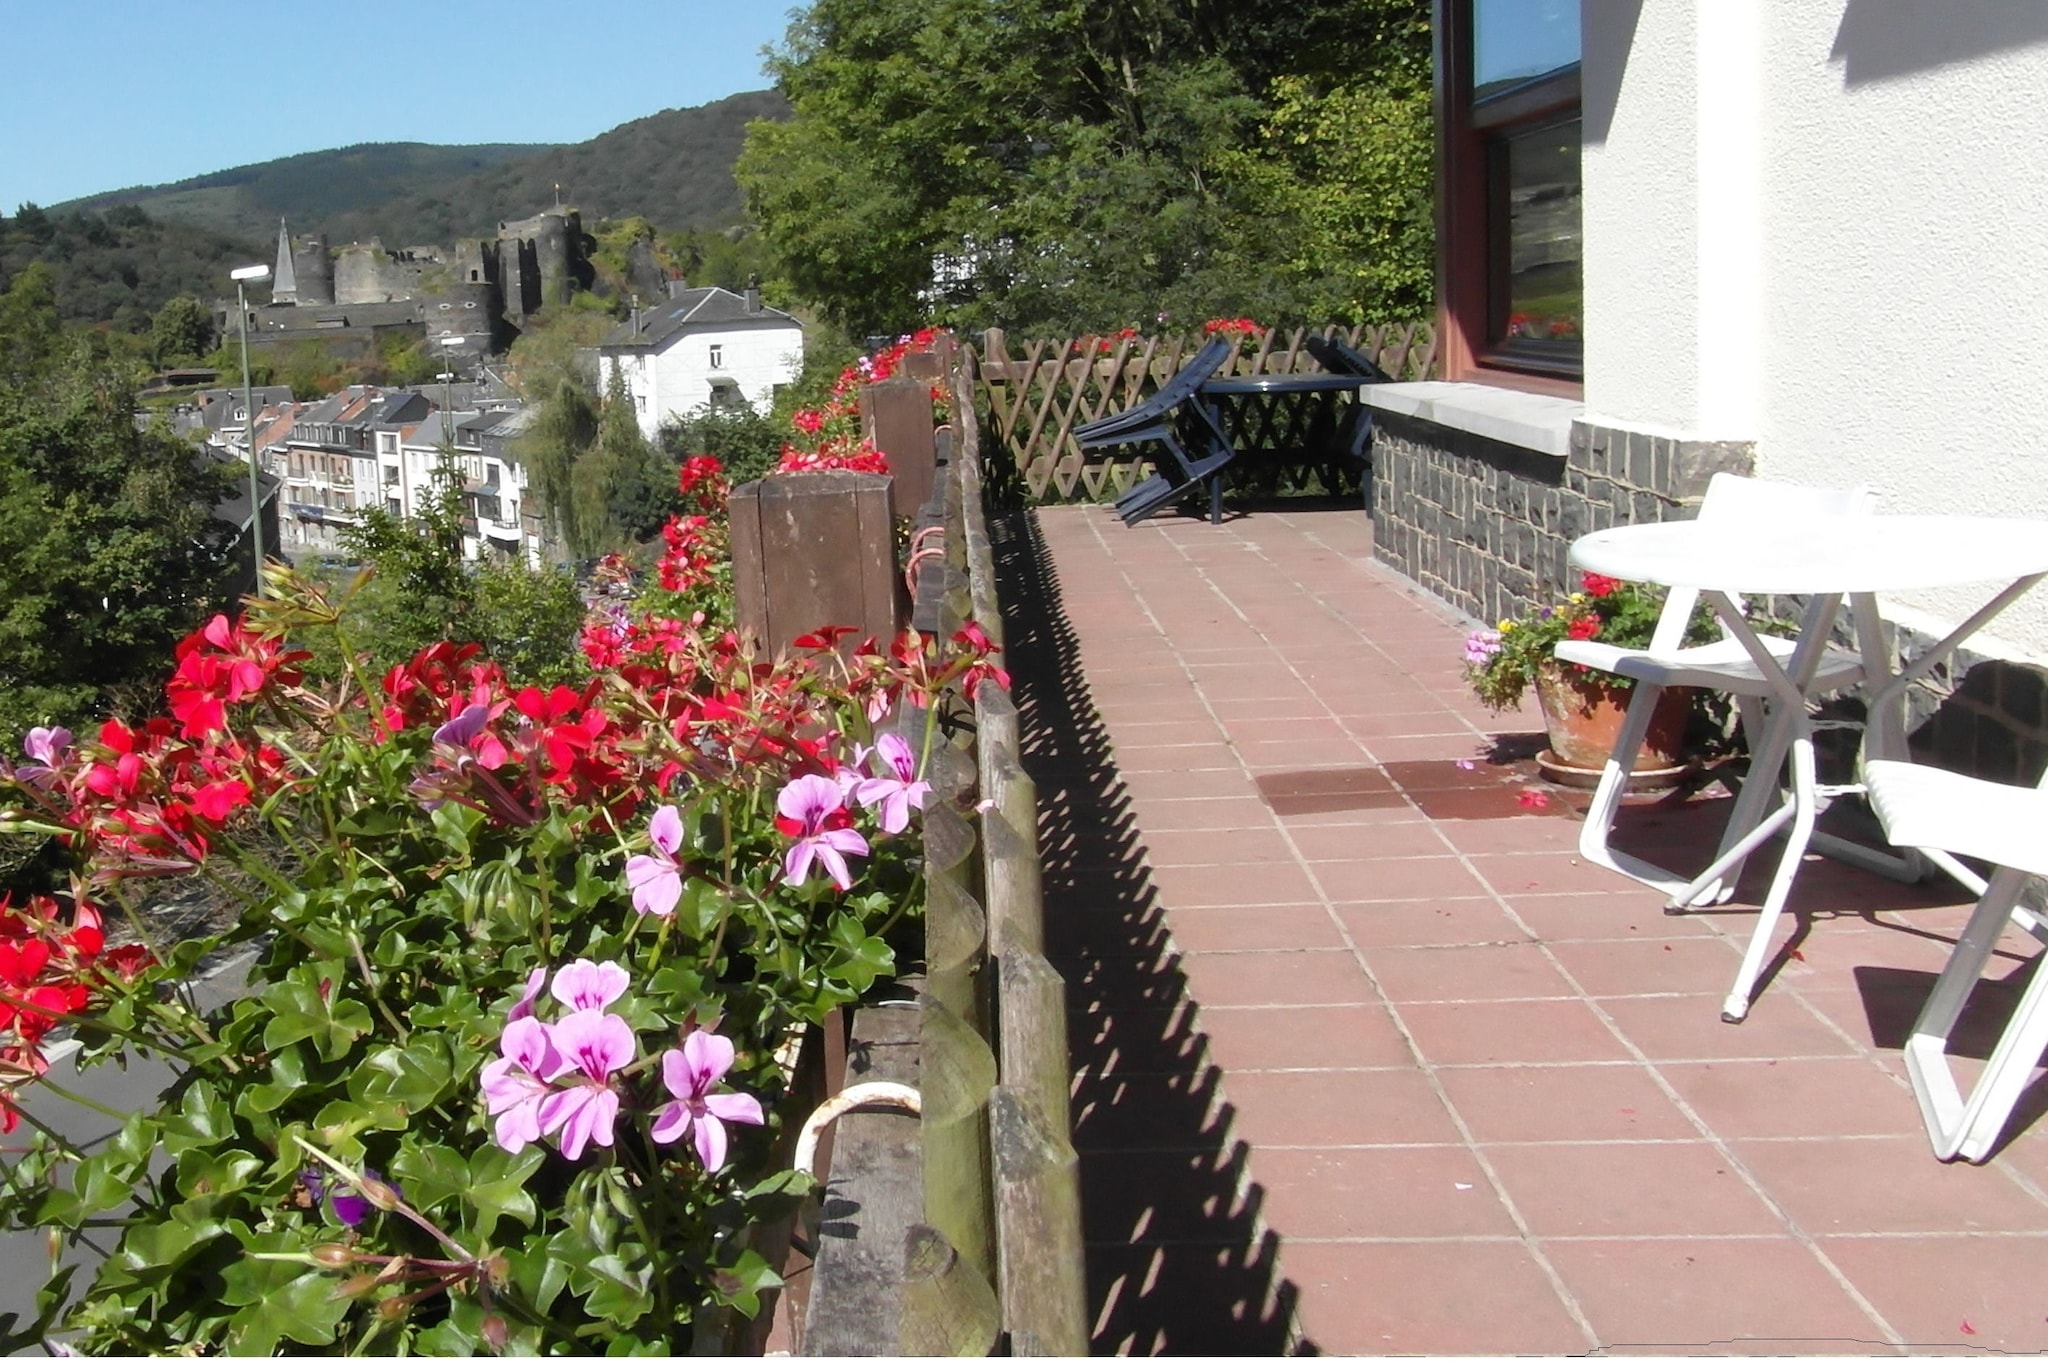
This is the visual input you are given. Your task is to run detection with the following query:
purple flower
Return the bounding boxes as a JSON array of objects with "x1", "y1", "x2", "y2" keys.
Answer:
[
  {"x1": 505, "y1": 966, "x2": 548, "y2": 1023},
  {"x1": 536, "y1": 1010, "x2": 634, "y2": 1160},
  {"x1": 1462, "y1": 629, "x2": 1502, "y2": 667},
  {"x1": 852, "y1": 734, "x2": 932, "y2": 835},
  {"x1": 481, "y1": 1016, "x2": 566, "y2": 1154},
  {"x1": 774, "y1": 774, "x2": 869, "y2": 891},
  {"x1": 16, "y1": 725, "x2": 71, "y2": 789},
  {"x1": 550, "y1": 958, "x2": 628, "y2": 1014},
  {"x1": 331, "y1": 1168, "x2": 400, "y2": 1227},
  {"x1": 625, "y1": 804, "x2": 686, "y2": 917},
  {"x1": 651, "y1": 1030, "x2": 765, "y2": 1171}
]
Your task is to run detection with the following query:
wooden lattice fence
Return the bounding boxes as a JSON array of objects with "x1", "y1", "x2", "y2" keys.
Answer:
[{"x1": 971, "y1": 322, "x2": 1437, "y2": 503}]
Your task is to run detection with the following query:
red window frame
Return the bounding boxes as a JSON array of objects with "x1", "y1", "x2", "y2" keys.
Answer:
[{"x1": 1433, "y1": 0, "x2": 1584, "y2": 396}]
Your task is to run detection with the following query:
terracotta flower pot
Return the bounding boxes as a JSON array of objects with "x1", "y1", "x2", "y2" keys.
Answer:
[{"x1": 1532, "y1": 661, "x2": 1693, "y2": 771}]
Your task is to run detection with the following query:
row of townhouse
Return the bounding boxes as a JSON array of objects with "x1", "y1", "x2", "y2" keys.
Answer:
[{"x1": 190, "y1": 384, "x2": 545, "y2": 566}]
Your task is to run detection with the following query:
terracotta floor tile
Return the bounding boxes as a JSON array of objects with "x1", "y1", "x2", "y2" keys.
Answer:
[
  {"x1": 1081, "y1": 1239, "x2": 1299, "y2": 1356},
  {"x1": 1732, "y1": 1136, "x2": 2048, "y2": 1234},
  {"x1": 1069, "y1": 1069, "x2": 1231, "y2": 1152},
  {"x1": 1222, "y1": 1068, "x2": 1463, "y2": 1147},
  {"x1": 1332, "y1": 897, "x2": 1533, "y2": 948},
  {"x1": 1132, "y1": 795, "x2": 1278, "y2": 831},
  {"x1": 1234, "y1": 737, "x2": 1375, "y2": 770},
  {"x1": 1251, "y1": 1146, "x2": 1520, "y2": 1239},
  {"x1": 1139, "y1": 826, "x2": 1297, "y2": 866},
  {"x1": 1079, "y1": 1146, "x2": 1259, "y2": 1244},
  {"x1": 1485, "y1": 1140, "x2": 1782, "y2": 1236},
  {"x1": 1400, "y1": 998, "x2": 1633, "y2": 1065},
  {"x1": 1439, "y1": 1063, "x2": 1697, "y2": 1142},
  {"x1": 1145, "y1": 860, "x2": 1323, "y2": 907},
  {"x1": 1546, "y1": 935, "x2": 1749, "y2": 997},
  {"x1": 1507, "y1": 891, "x2": 1721, "y2": 941},
  {"x1": 1066, "y1": 1003, "x2": 1210, "y2": 1077},
  {"x1": 1599, "y1": 993, "x2": 1861, "y2": 1061},
  {"x1": 1656, "y1": 1058, "x2": 1923, "y2": 1139},
  {"x1": 1163, "y1": 904, "x2": 1346, "y2": 954},
  {"x1": 1544, "y1": 1238, "x2": 1890, "y2": 1353},
  {"x1": 1199, "y1": 1003, "x2": 1415, "y2": 1071},
  {"x1": 1338, "y1": 708, "x2": 1475, "y2": 738},
  {"x1": 1118, "y1": 767, "x2": 1256, "y2": 800},
  {"x1": 1434, "y1": 814, "x2": 1589, "y2": 855},
  {"x1": 1284, "y1": 820, "x2": 1452, "y2": 861},
  {"x1": 1308, "y1": 856, "x2": 1495, "y2": 902},
  {"x1": 1280, "y1": 1240, "x2": 1591, "y2": 1356},
  {"x1": 1178, "y1": 948, "x2": 1375, "y2": 1008},
  {"x1": 1817, "y1": 1233, "x2": 2048, "y2": 1352},
  {"x1": 1366, "y1": 733, "x2": 1497, "y2": 763},
  {"x1": 1364, "y1": 941, "x2": 1578, "y2": 1002},
  {"x1": 1111, "y1": 742, "x2": 1236, "y2": 775},
  {"x1": 1468, "y1": 850, "x2": 1647, "y2": 895}
]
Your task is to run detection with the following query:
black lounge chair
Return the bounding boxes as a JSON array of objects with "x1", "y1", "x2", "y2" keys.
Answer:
[
  {"x1": 1303, "y1": 336, "x2": 1396, "y2": 510},
  {"x1": 1074, "y1": 336, "x2": 1238, "y2": 525}
]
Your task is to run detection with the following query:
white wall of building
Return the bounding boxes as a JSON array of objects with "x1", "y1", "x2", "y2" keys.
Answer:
[
  {"x1": 617, "y1": 323, "x2": 802, "y2": 438},
  {"x1": 1582, "y1": 0, "x2": 2048, "y2": 651}
]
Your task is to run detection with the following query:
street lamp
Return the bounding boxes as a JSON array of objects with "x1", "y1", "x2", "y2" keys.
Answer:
[{"x1": 230, "y1": 263, "x2": 271, "y2": 593}]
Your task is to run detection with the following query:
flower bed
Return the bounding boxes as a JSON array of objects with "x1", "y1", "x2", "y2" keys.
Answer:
[{"x1": 0, "y1": 431, "x2": 1000, "y2": 1351}]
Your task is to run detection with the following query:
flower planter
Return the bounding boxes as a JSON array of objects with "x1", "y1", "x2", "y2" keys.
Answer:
[{"x1": 1532, "y1": 661, "x2": 1695, "y2": 790}]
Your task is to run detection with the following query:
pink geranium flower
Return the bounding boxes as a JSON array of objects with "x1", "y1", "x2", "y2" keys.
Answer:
[
  {"x1": 625, "y1": 804, "x2": 686, "y2": 917},
  {"x1": 852, "y1": 734, "x2": 931, "y2": 835},
  {"x1": 536, "y1": 1009, "x2": 635, "y2": 1160},
  {"x1": 550, "y1": 958, "x2": 629, "y2": 1013},
  {"x1": 651, "y1": 1030, "x2": 765, "y2": 1171},
  {"x1": 480, "y1": 1016, "x2": 566, "y2": 1154},
  {"x1": 774, "y1": 774, "x2": 869, "y2": 891}
]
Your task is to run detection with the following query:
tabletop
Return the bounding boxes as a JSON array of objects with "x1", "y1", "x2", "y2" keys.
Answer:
[
  {"x1": 1569, "y1": 514, "x2": 2048, "y2": 595},
  {"x1": 1200, "y1": 373, "x2": 1372, "y2": 396}
]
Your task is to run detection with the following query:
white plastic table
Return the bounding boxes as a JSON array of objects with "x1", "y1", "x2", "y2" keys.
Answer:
[{"x1": 1567, "y1": 514, "x2": 2048, "y2": 1018}]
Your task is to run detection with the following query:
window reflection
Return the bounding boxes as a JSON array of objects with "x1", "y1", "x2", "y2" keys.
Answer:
[
  {"x1": 1473, "y1": 0, "x2": 1581, "y2": 100},
  {"x1": 1500, "y1": 117, "x2": 1582, "y2": 354}
]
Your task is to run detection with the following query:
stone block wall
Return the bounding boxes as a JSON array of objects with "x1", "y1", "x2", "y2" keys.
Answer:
[{"x1": 1369, "y1": 411, "x2": 1753, "y2": 629}]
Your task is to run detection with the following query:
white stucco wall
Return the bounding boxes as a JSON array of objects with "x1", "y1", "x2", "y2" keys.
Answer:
[
  {"x1": 621, "y1": 324, "x2": 803, "y2": 437},
  {"x1": 1583, "y1": 0, "x2": 2048, "y2": 653}
]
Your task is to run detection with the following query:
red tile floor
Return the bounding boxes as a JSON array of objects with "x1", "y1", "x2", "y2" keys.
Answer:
[{"x1": 998, "y1": 501, "x2": 2048, "y2": 1356}]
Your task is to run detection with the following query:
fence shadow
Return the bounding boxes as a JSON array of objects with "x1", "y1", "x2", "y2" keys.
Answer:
[{"x1": 989, "y1": 503, "x2": 1308, "y2": 1355}]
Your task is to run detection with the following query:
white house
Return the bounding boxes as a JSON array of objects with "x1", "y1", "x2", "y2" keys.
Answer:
[{"x1": 596, "y1": 281, "x2": 803, "y2": 437}]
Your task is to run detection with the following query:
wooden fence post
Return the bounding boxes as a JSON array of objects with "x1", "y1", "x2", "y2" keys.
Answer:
[
  {"x1": 862, "y1": 376, "x2": 939, "y2": 519},
  {"x1": 729, "y1": 471, "x2": 904, "y2": 656}
]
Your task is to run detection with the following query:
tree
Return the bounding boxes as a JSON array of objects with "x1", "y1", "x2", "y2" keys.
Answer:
[
  {"x1": 517, "y1": 366, "x2": 601, "y2": 557},
  {"x1": 738, "y1": 0, "x2": 1435, "y2": 336},
  {"x1": 149, "y1": 294, "x2": 216, "y2": 369},
  {"x1": 659, "y1": 402, "x2": 784, "y2": 487},
  {"x1": 0, "y1": 272, "x2": 241, "y2": 740}
]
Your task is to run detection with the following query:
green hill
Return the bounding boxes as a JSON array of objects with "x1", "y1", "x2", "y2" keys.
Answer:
[
  {"x1": 0, "y1": 203, "x2": 265, "y2": 332},
  {"x1": 56, "y1": 144, "x2": 552, "y2": 245},
  {"x1": 53, "y1": 90, "x2": 790, "y2": 249}
]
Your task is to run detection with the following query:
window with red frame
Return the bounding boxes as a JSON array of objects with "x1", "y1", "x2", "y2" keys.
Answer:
[{"x1": 1436, "y1": 0, "x2": 1583, "y2": 386}]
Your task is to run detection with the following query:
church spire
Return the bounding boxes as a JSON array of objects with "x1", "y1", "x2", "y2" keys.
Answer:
[{"x1": 272, "y1": 218, "x2": 298, "y2": 304}]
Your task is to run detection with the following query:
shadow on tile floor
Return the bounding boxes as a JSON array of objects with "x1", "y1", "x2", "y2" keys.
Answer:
[{"x1": 992, "y1": 506, "x2": 1308, "y2": 1355}]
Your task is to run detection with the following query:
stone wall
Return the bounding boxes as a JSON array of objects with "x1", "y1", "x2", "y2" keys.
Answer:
[{"x1": 1369, "y1": 411, "x2": 1752, "y2": 629}]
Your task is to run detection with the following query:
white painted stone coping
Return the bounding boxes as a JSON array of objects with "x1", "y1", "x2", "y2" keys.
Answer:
[{"x1": 1361, "y1": 381, "x2": 1585, "y2": 458}]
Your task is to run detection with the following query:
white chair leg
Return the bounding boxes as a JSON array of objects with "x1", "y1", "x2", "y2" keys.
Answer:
[
  {"x1": 1720, "y1": 730, "x2": 1821, "y2": 1023},
  {"x1": 1902, "y1": 867, "x2": 2048, "y2": 1161},
  {"x1": 1577, "y1": 681, "x2": 1701, "y2": 897},
  {"x1": 1702, "y1": 695, "x2": 1799, "y2": 912}
]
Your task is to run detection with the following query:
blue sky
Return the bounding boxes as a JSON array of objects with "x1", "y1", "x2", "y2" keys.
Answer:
[{"x1": 0, "y1": 1, "x2": 795, "y2": 211}]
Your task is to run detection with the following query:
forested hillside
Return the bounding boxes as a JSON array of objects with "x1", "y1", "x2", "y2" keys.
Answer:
[
  {"x1": 0, "y1": 203, "x2": 263, "y2": 332},
  {"x1": 739, "y1": 0, "x2": 1434, "y2": 339},
  {"x1": 53, "y1": 91, "x2": 788, "y2": 249},
  {"x1": 56, "y1": 144, "x2": 550, "y2": 245}
]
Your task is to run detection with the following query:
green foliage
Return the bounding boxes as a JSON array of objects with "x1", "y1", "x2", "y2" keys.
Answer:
[
  {"x1": 148, "y1": 295, "x2": 217, "y2": 369},
  {"x1": 739, "y1": 0, "x2": 1435, "y2": 337},
  {"x1": 0, "y1": 203, "x2": 264, "y2": 334},
  {"x1": 1463, "y1": 575, "x2": 1715, "y2": 713},
  {"x1": 659, "y1": 404, "x2": 784, "y2": 488},
  {"x1": 330, "y1": 470, "x2": 582, "y2": 682},
  {"x1": 576, "y1": 367, "x2": 670, "y2": 547},
  {"x1": 517, "y1": 367, "x2": 601, "y2": 556},
  {"x1": 0, "y1": 271, "x2": 241, "y2": 742}
]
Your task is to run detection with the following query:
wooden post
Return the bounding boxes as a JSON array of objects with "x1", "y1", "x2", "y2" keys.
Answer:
[
  {"x1": 729, "y1": 471, "x2": 903, "y2": 656},
  {"x1": 862, "y1": 376, "x2": 939, "y2": 519}
]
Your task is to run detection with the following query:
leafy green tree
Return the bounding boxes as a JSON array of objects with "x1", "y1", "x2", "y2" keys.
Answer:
[
  {"x1": 574, "y1": 364, "x2": 668, "y2": 548},
  {"x1": 149, "y1": 294, "x2": 216, "y2": 368},
  {"x1": 0, "y1": 272, "x2": 241, "y2": 741},
  {"x1": 660, "y1": 402, "x2": 784, "y2": 487},
  {"x1": 517, "y1": 366, "x2": 601, "y2": 556}
]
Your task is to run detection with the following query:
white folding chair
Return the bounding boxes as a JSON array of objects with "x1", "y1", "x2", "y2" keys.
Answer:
[
  {"x1": 1557, "y1": 473, "x2": 1877, "y2": 1021},
  {"x1": 1865, "y1": 759, "x2": 2048, "y2": 1161}
]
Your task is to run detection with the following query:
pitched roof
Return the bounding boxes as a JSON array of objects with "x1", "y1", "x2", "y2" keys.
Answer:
[{"x1": 599, "y1": 285, "x2": 801, "y2": 351}]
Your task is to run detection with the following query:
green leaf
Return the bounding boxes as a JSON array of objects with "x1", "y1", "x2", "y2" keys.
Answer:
[
  {"x1": 462, "y1": 1143, "x2": 544, "y2": 1242},
  {"x1": 160, "y1": 1079, "x2": 234, "y2": 1155},
  {"x1": 260, "y1": 970, "x2": 375, "y2": 1061},
  {"x1": 240, "y1": 1043, "x2": 310, "y2": 1115},
  {"x1": 225, "y1": 1269, "x2": 351, "y2": 1353},
  {"x1": 388, "y1": 1142, "x2": 469, "y2": 1219},
  {"x1": 353, "y1": 1036, "x2": 456, "y2": 1117}
]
